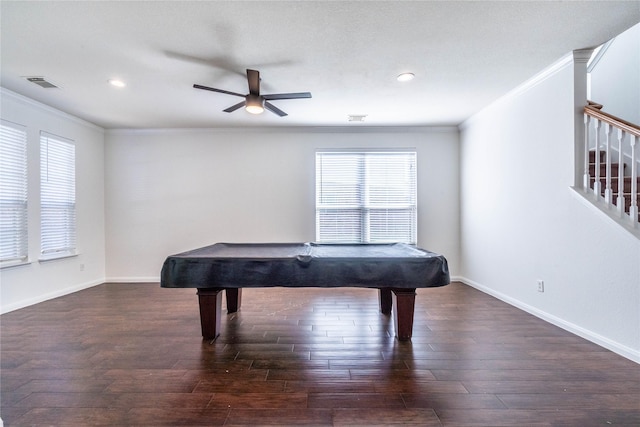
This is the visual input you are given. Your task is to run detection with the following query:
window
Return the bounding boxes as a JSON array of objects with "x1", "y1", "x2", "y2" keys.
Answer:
[
  {"x1": 40, "y1": 132, "x2": 76, "y2": 258},
  {"x1": 316, "y1": 151, "x2": 417, "y2": 244},
  {"x1": 0, "y1": 120, "x2": 28, "y2": 264}
]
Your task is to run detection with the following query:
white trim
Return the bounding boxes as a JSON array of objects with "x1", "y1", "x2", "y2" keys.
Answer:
[
  {"x1": 460, "y1": 51, "x2": 575, "y2": 131},
  {"x1": 106, "y1": 276, "x2": 161, "y2": 283},
  {"x1": 587, "y1": 38, "x2": 615, "y2": 72},
  {"x1": 0, "y1": 259, "x2": 32, "y2": 270},
  {"x1": 569, "y1": 186, "x2": 640, "y2": 240},
  {"x1": 0, "y1": 87, "x2": 104, "y2": 132},
  {"x1": 459, "y1": 277, "x2": 640, "y2": 364},
  {"x1": 0, "y1": 278, "x2": 104, "y2": 314},
  {"x1": 39, "y1": 252, "x2": 79, "y2": 263},
  {"x1": 106, "y1": 125, "x2": 458, "y2": 136}
]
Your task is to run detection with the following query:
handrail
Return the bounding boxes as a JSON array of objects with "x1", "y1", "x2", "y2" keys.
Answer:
[{"x1": 584, "y1": 101, "x2": 640, "y2": 137}]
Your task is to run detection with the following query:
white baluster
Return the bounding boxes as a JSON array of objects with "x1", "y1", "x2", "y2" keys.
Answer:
[
  {"x1": 629, "y1": 134, "x2": 638, "y2": 225},
  {"x1": 593, "y1": 119, "x2": 601, "y2": 197},
  {"x1": 616, "y1": 129, "x2": 626, "y2": 215},
  {"x1": 583, "y1": 114, "x2": 591, "y2": 191},
  {"x1": 604, "y1": 123, "x2": 612, "y2": 204}
]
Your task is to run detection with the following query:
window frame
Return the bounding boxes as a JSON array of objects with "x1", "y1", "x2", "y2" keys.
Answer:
[
  {"x1": 40, "y1": 131, "x2": 77, "y2": 260},
  {"x1": 315, "y1": 149, "x2": 417, "y2": 244},
  {"x1": 0, "y1": 120, "x2": 29, "y2": 266}
]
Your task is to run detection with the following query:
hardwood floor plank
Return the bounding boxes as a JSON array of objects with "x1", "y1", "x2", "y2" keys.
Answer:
[
  {"x1": 125, "y1": 408, "x2": 230, "y2": 426},
  {"x1": 284, "y1": 380, "x2": 377, "y2": 394},
  {"x1": 193, "y1": 379, "x2": 286, "y2": 393},
  {"x1": 402, "y1": 393, "x2": 506, "y2": 409},
  {"x1": 307, "y1": 392, "x2": 406, "y2": 409},
  {"x1": 497, "y1": 393, "x2": 640, "y2": 410},
  {"x1": 332, "y1": 408, "x2": 442, "y2": 426},
  {"x1": 436, "y1": 409, "x2": 640, "y2": 426},
  {"x1": 267, "y1": 369, "x2": 351, "y2": 381},
  {"x1": 10, "y1": 407, "x2": 130, "y2": 426},
  {"x1": 206, "y1": 392, "x2": 308, "y2": 409},
  {"x1": 226, "y1": 408, "x2": 333, "y2": 426},
  {"x1": 372, "y1": 379, "x2": 469, "y2": 394},
  {"x1": 462, "y1": 380, "x2": 640, "y2": 394}
]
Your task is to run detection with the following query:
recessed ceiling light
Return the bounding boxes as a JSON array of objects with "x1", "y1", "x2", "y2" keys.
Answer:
[
  {"x1": 108, "y1": 79, "x2": 126, "y2": 88},
  {"x1": 396, "y1": 73, "x2": 415, "y2": 82}
]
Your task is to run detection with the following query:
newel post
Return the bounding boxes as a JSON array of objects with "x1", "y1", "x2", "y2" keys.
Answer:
[{"x1": 574, "y1": 49, "x2": 593, "y2": 189}]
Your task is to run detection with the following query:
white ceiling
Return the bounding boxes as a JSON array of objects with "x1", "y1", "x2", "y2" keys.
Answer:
[{"x1": 1, "y1": 1, "x2": 639, "y2": 129}]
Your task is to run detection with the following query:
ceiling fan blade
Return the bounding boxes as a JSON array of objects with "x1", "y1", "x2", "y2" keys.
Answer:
[
  {"x1": 247, "y1": 69, "x2": 260, "y2": 96},
  {"x1": 264, "y1": 101, "x2": 287, "y2": 117},
  {"x1": 262, "y1": 92, "x2": 312, "y2": 100},
  {"x1": 223, "y1": 100, "x2": 246, "y2": 113},
  {"x1": 193, "y1": 84, "x2": 245, "y2": 98}
]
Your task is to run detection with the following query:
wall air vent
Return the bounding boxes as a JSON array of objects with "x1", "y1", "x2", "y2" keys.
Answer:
[
  {"x1": 348, "y1": 114, "x2": 367, "y2": 122},
  {"x1": 25, "y1": 77, "x2": 59, "y2": 89}
]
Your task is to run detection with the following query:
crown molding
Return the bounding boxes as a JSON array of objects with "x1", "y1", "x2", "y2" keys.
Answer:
[
  {"x1": 105, "y1": 125, "x2": 459, "y2": 137},
  {"x1": 0, "y1": 87, "x2": 104, "y2": 133},
  {"x1": 460, "y1": 51, "x2": 583, "y2": 131}
]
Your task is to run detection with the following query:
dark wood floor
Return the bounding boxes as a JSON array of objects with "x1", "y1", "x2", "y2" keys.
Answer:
[{"x1": 1, "y1": 281, "x2": 639, "y2": 426}]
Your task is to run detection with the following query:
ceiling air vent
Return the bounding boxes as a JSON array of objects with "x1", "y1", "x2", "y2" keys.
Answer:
[{"x1": 25, "y1": 77, "x2": 59, "y2": 89}]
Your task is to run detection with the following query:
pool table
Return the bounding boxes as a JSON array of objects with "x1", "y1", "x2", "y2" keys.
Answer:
[{"x1": 160, "y1": 242, "x2": 449, "y2": 340}]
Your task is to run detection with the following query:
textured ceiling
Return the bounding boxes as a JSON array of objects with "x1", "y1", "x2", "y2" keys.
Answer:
[{"x1": 1, "y1": 1, "x2": 639, "y2": 129}]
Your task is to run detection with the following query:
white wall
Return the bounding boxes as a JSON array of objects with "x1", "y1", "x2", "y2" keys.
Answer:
[
  {"x1": 0, "y1": 89, "x2": 106, "y2": 313},
  {"x1": 460, "y1": 55, "x2": 640, "y2": 362},
  {"x1": 104, "y1": 127, "x2": 460, "y2": 281},
  {"x1": 590, "y1": 22, "x2": 640, "y2": 124}
]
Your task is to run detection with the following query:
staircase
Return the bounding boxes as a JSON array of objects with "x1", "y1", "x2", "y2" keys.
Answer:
[{"x1": 589, "y1": 151, "x2": 640, "y2": 221}]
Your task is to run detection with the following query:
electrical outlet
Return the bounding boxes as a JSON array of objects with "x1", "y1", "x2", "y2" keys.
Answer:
[{"x1": 537, "y1": 280, "x2": 544, "y2": 292}]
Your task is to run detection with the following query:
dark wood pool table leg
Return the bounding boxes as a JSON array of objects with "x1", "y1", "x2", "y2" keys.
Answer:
[
  {"x1": 391, "y1": 288, "x2": 416, "y2": 341},
  {"x1": 196, "y1": 288, "x2": 223, "y2": 340},
  {"x1": 378, "y1": 288, "x2": 393, "y2": 315},
  {"x1": 225, "y1": 288, "x2": 242, "y2": 313}
]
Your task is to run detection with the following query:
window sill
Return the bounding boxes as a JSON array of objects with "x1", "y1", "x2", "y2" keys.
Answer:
[
  {"x1": 1, "y1": 259, "x2": 32, "y2": 270},
  {"x1": 39, "y1": 252, "x2": 78, "y2": 263}
]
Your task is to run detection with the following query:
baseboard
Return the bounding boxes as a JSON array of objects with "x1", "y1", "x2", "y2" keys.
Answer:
[
  {"x1": 105, "y1": 276, "x2": 160, "y2": 283},
  {"x1": 1, "y1": 278, "x2": 104, "y2": 315},
  {"x1": 459, "y1": 276, "x2": 640, "y2": 364}
]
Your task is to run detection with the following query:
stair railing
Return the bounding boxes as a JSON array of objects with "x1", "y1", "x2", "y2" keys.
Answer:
[{"x1": 583, "y1": 101, "x2": 639, "y2": 226}]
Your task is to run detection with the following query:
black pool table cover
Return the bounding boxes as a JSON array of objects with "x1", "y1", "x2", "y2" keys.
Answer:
[{"x1": 160, "y1": 242, "x2": 450, "y2": 289}]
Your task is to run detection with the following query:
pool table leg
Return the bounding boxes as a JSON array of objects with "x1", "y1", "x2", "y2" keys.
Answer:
[
  {"x1": 391, "y1": 288, "x2": 416, "y2": 341},
  {"x1": 378, "y1": 288, "x2": 392, "y2": 315},
  {"x1": 197, "y1": 288, "x2": 223, "y2": 340},
  {"x1": 225, "y1": 288, "x2": 242, "y2": 313}
]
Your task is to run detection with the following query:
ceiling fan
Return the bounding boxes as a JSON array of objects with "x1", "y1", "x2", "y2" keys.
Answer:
[{"x1": 193, "y1": 69, "x2": 311, "y2": 117}]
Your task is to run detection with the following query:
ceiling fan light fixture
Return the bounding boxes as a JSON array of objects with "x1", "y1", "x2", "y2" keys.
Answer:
[
  {"x1": 245, "y1": 95, "x2": 264, "y2": 114},
  {"x1": 245, "y1": 104, "x2": 264, "y2": 114}
]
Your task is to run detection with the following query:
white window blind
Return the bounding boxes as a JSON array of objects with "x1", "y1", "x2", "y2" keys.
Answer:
[
  {"x1": 316, "y1": 151, "x2": 417, "y2": 244},
  {"x1": 40, "y1": 132, "x2": 76, "y2": 258},
  {"x1": 0, "y1": 120, "x2": 28, "y2": 264}
]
